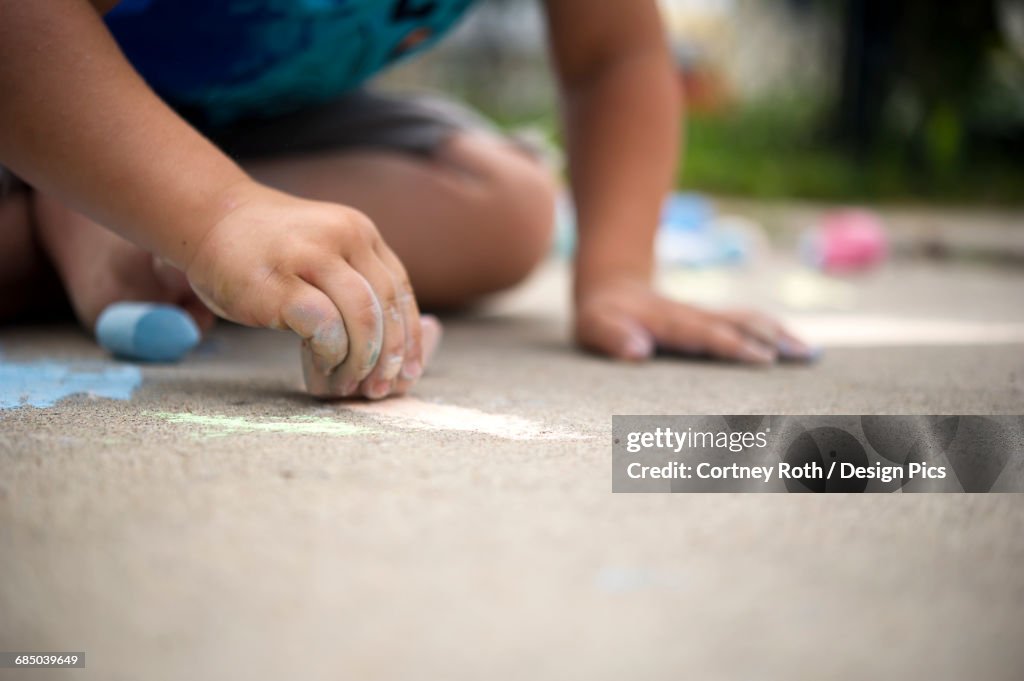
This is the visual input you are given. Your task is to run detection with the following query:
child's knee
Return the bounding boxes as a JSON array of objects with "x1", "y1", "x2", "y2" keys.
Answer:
[{"x1": 473, "y1": 146, "x2": 557, "y2": 291}]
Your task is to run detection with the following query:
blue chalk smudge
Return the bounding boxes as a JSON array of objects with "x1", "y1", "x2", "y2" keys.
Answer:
[
  {"x1": 96, "y1": 302, "x2": 200, "y2": 363},
  {"x1": 0, "y1": 360, "x2": 142, "y2": 410}
]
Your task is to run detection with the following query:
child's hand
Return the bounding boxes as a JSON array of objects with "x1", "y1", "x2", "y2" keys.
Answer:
[
  {"x1": 186, "y1": 182, "x2": 425, "y2": 399},
  {"x1": 574, "y1": 278, "x2": 817, "y2": 364}
]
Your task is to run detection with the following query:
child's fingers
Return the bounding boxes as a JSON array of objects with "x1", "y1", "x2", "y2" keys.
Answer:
[
  {"x1": 577, "y1": 307, "x2": 654, "y2": 361},
  {"x1": 306, "y1": 263, "x2": 384, "y2": 397},
  {"x1": 374, "y1": 244, "x2": 423, "y2": 395},
  {"x1": 720, "y1": 309, "x2": 781, "y2": 347},
  {"x1": 279, "y1": 283, "x2": 350, "y2": 378},
  {"x1": 775, "y1": 326, "x2": 819, "y2": 361},
  {"x1": 703, "y1": 321, "x2": 776, "y2": 364},
  {"x1": 647, "y1": 302, "x2": 776, "y2": 364},
  {"x1": 389, "y1": 313, "x2": 443, "y2": 396},
  {"x1": 347, "y1": 251, "x2": 406, "y2": 400},
  {"x1": 390, "y1": 293, "x2": 422, "y2": 396},
  {"x1": 300, "y1": 345, "x2": 331, "y2": 398},
  {"x1": 419, "y1": 314, "x2": 443, "y2": 365},
  {"x1": 722, "y1": 309, "x2": 818, "y2": 361}
]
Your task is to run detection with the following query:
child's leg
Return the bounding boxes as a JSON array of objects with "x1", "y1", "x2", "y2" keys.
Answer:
[
  {"x1": 208, "y1": 89, "x2": 557, "y2": 308},
  {"x1": 28, "y1": 90, "x2": 556, "y2": 330},
  {"x1": 30, "y1": 130, "x2": 553, "y2": 322},
  {"x1": 32, "y1": 194, "x2": 216, "y2": 332},
  {"x1": 0, "y1": 188, "x2": 35, "y2": 321},
  {"x1": 244, "y1": 130, "x2": 556, "y2": 309},
  {"x1": 0, "y1": 177, "x2": 66, "y2": 323}
]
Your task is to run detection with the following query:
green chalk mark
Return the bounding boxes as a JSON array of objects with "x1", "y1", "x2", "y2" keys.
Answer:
[{"x1": 148, "y1": 411, "x2": 375, "y2": 438}]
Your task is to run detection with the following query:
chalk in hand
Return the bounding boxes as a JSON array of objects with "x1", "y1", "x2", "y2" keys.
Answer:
[{"x1": 96, "y1": 302, "x2": 200, "y2": 363}]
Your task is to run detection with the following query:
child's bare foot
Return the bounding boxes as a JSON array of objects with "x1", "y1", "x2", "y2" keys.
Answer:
[
  {"x1": 0, "y1": 187, "x2": 41, "y2": 321},
  {"x1": 32, "y1": 192, "x2": 215, "y2": 333}
]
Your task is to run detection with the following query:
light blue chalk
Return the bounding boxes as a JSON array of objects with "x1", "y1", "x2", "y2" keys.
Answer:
[
  {"x1": 0, "y1": 360, "x2": 141, "y2": 410},
  {"x1": 96, "y1": 302, "x2": 200, "y2": 363}
]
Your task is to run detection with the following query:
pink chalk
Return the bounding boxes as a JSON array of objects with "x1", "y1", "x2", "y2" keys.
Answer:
[{"x1": 801, "y1": 209, "x2": 888, "y2": 273}]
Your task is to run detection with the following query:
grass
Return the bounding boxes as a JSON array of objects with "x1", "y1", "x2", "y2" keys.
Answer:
[
  {"x1": 681, "y1": 99, "x2": 1024, "y2": 205},
  {"x1": 479, "y1": 94, "x2": 1024, "y2": 206}
]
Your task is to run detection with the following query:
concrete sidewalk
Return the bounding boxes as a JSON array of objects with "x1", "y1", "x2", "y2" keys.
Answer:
[{"x1": 1, "y1": 256, "x2": 1023, "y2": 681}]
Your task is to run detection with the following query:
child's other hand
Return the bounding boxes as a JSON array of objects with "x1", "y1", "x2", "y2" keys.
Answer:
[
  {"x1": 186, "y1": 182, "x2": 425, "y2": 399},
  {"x1": 574, "y1": 278, "x2": 817, "y2": 364}
]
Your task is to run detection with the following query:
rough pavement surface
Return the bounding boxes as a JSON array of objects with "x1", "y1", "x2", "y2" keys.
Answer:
[{"x1": 2, "y1": 257, "x2": 1023, "y2": 681}]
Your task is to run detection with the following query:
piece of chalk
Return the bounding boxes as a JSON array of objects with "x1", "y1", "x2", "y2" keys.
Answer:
[{"x1": 95, "y1": 302, "x2": 200, "y2": 363}]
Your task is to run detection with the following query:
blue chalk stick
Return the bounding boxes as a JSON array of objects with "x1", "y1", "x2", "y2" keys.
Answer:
[{"x1": 96, "y1": 302, "x2": 200, "y2": 363}]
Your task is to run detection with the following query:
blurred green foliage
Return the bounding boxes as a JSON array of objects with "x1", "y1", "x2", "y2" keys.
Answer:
[
  {"x1": 483, "y1": 97, "x2": 1024, "y2": 205},
  {"x1": 444, "y1": 0, "x2": 1024, "y2": 205},
  {"x1": 680, "y1": 97, "x2": 1024, "y2": 204}
]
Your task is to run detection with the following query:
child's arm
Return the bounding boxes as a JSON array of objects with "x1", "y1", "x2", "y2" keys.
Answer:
[
  {"x1": 0, "y1": 0, "x2": 423, "y2": 397},
  {"x1": 544, "y1": 0, "x2": 812, "y2": 363}
]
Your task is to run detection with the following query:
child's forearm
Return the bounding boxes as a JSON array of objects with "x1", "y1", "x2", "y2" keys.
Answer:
[
  {"x1": 564, "y1": 51, "x2": 680, "y2": 296},
  {"x1": 0, "y1": 0, "x2": 249, "y2": 268},
  {"x1": 0, "y1": 2, "x2": 434, "y2": 398},
  {"x1": 545, "y1": 0, "x2": 680, "y2": 299},
  {"x1": 546, "y1": 1, "x2": 812, "y2": 364}
]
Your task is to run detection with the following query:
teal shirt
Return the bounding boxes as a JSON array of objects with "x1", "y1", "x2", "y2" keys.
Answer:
[{"x1": 106, "y1": 0, "x2": 478, "y2": 124}]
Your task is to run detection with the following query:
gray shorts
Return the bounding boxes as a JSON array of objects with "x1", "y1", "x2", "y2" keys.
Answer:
[
  {"x1": 196, "y1": 88, "x2": 500, "y2": 159},
  {"x1": 1, "y1": 89, "x2": 499, "y2": 197}
]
